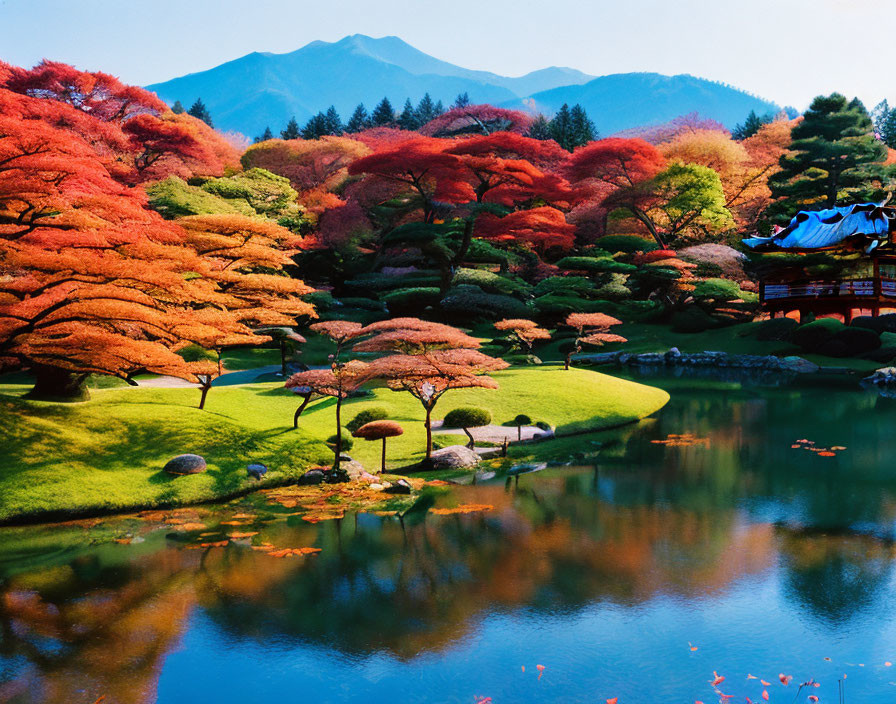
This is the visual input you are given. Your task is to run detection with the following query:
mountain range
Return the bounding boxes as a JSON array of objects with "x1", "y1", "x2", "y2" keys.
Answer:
[{"x1": 146, "y1": 34, "x2": 780, "y2": 139}]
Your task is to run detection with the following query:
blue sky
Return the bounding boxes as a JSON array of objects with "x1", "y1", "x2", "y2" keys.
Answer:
[{"x1": 0, "y1": 0, "x2": 891, "y2": 111}]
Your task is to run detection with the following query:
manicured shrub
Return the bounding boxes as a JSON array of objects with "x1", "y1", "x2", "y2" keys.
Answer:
[
  {"x1": 818, "y1": 327, "x2": 881, "y2": 357},
  {"x1": 441, "y1": 285, "x2": 530, "y2": 320},
  {"x1": 346, "y1": 407, "x2": 390, "y2": 433},
  {"x1": 693, "y1": 278, "x2": 744, "y2": 302},
  {"x1": 863, "y1": 345, "x2": 896, "y2": 363},
  {"x1": 382, "y1": 287, "x2": 442, "y2": 314},
  {"x1": 452, "y1": 268, "x2": 532, "y2": 297},
  {"x1": 346, "y1": 271, "x2": 441, "y2": 291},
  {"x1": 326, "y1": 430, "x2": 354, "y2": 452},
  {"x1": 556, "y1": 256, "x2": 637, "y2": 274},
  {"x1": 533, "y1": 276, "x2": 594, "y2": 297},
  {"x1": 304, "y1": 290, "x2": 337, "y2": 311},
  {"x1": 852, "y1": 314, "x2": 896, "y2": 334},
  {"x1": 671, "y1": 306, "x2": 717, "y2": 333},
  {"x1": 443, "y1": 406, "x2": 492, "y2": 428},
  {"x1": 176, "y1": 344, "x2": 217, "y2": 362},
  {"x1": 791, "y1": 318, "x2": 845, "y2": 352},
  {"x1": 595, "y1": 234, "x2": 659, "y2": 254},
  {"x1": 337, "y1": 297, "x2": 386, "y2": 311},
  {"x1": 755, "y1": 317, "x2": 799, "y2": 341}
]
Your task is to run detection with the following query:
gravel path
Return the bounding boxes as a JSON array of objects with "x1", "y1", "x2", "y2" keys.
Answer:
[{"x1": 431, "y1": 420, "x2": 552, "y2": 443}]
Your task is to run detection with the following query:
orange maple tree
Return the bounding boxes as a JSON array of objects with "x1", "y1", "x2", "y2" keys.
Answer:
[
  {"x1": 563, "y1": 313, "x2": 627, "y2": 369},
  {"x1": 493, "y1": 319, "x2": 552, "y2": 354},
  {"x1": 355, "y1": 318, "x2": 508, "y2": 461}
]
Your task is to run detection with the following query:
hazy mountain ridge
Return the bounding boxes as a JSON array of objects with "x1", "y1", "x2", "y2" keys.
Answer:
[{"x1": 147, "y1": 34, "x2": 779, "y2": 138}]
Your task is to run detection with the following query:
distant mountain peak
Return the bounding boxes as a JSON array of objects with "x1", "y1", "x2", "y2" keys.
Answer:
[{"x1": 146, "y1": 35, "x2": 779, "y2": 139}]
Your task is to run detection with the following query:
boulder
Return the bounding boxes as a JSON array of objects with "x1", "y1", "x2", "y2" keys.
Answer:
[
  {"x1": 428, "y1": 445, "x2": 481, "y2": 470},
  {"x1": 297, "y1": 469, "x2": 325, "y2": 485},
  {"x1": 163, "y1": 454, "x2": 206, "y2": 476},
  {"x1": 385, "y1": 479, "x2": 413, "y2": 494},
  {"x1": 247, "y1": 463, "x2": 268, "y2": 480},
  {"x1": 779, "y1": 356, "x2": 820, "y2": 374}
]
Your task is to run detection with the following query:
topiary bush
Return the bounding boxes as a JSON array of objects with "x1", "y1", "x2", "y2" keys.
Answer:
[
  {"x1": 533, "y1": 276, "x2": 594, "y2": 297},
  {"x1": 556, "y1": 256, "x2": 637, "y2": 274},
  {"x1": 443, "y1": 407, "x2": 492, "y2": 429},
  {"x1": 382, "y1": 287, "x2": 442, "y2": 314},
  {"x1": 595, "y1": 235, "x2": 659, "y2": 254},
  {"x1": 755, "y1": 317, "x2": 799, "y2": 341},
  {"x1": 693, "y1": 278, "x2": 746, "y2": 302},
  {"x1": 452, "y1": 268, "x2": 532, "y2": 297},
  {"x1": 346, "y1": 407, "x2": 390, "y2": 434},
  {"x1": 441, "y1": 285, "x2": 530, "y2": 320},
  {"x1": 671, "y1": 306, "x2": 718, "y2": 333},
  {"x1": 817, "y1": 327, "x2": 881, "y2": 357},
  {"x1": 791, "y1": 318, "x2": 846, "y2": 352}
]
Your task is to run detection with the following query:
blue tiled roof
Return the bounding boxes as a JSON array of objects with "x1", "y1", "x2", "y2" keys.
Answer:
[{"x1": 743, "y1": 203, "x2": 894, "y2": 251}]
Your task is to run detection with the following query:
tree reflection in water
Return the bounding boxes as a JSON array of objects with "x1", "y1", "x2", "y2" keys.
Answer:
[{"x1": 2, "y1": 382, "x2": 896, "y2": 702}]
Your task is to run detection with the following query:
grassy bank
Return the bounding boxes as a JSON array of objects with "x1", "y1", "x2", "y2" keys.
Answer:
[{"x1": 0, "y1": 366, "x2": 668, "y2": 523}]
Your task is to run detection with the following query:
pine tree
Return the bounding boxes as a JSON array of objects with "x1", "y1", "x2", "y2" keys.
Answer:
[
  {"x1": 881, "y1": 109, "x2": 896, "y2": 149},
  {"x1": 569, "y1": 104, "x2": 597, "y2": 148},
  {"x1": 187, "y1": 98, "x2": 213, "y2": 127},
  {"x1": 453, "y1": 92, "x2": 470, "y2": 109},
  {"x1": 398, "y1": 98, "x2": 418, "y2": 130},
  {"x1": 434, "y1": 99, "x2": 445, "y2": 116},
  {"x1": 253, "y1": 126, "x2": 274, "y2": 144},
  {"x1": 527, "y1": 114, "x2": 552, "y2": 140},
  {"x1": 415, "y1": 93, "x2": 438, "y2": 126},
  {"x1": 281, "y1": 116, "x2": 301, "y2": 140},
  {"x1": 345, "y1": 104, "x2": 370, "y2": 133},
  {"x1": 171, "y1": 100, "x2": 185, "y2": 114},
  {"x1": 324, "y1": 105, "x2": 343, "y2": 135},
  {"x1": 732, "y1": 110, "x2": 773, "y2": 140},
  {"x1": 549, "y1": 103, "x2": 573, "y2": 151},
  {"x1": 767, "y1": 93, "x2": 893, "y2": 222},
  {"x1": 301, "y1": 113, "x2": 327, "y2": 139},
  {"x1": 370, "y1": 97, "x2": 396, "y2": 127}
]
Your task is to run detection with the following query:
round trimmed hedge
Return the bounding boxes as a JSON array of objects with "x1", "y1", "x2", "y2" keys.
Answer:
[
  {"x1": 346, "y1": 407, "x2": 389, "y2": 433},
  {"x1": 443, "y1": 407, "x2": 492, "y2": 429}
]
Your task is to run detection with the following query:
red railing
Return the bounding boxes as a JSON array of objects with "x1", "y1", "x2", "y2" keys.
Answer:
[{"x1": 762, "y1": 278, "x2": 896, "y2": 301}]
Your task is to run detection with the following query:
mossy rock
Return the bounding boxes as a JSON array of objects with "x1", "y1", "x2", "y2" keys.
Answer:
[{"x1": 163, "y1": 454, "x2": 207, "y2": 476}]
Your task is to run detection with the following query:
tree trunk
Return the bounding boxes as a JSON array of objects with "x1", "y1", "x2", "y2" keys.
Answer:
[
  {"x1": 293, "y1": 394, "x2": 312, "y2": 428},
  {"x1": 198, "y1": 384, "x2": 210, "y2": 410},
  {"x1": 26, "y1": 364, "x2": 89, "y2": 402},
  {"x1": 463, "y1": 427, "x2": 475, "y2": 449},
  {"x1": 451, "y1": 217, "x2": 476, "y2": 269},
  {"x1": 425, "y1": 406, "x2": 433, "y2": 459},
  {"x1": 565, "y1": 352, "x2": 572, "y2": 370},
  {"x1": 518, "y1": 425, "x2": 522, "y2": 441},
  {"x1": 280, "y1": 340, "x2": 287, "y2": 377},
  {"x1": 334, "y1": 396, "x2": 343, "y2": 469},
  {"x1": 381, "y1": 437, "x2": 387, "y2": 474}
]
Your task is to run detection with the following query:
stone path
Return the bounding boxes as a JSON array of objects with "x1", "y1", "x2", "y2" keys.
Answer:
[{"x1": 431, "y1": 420, "x2": 552, "y2": 443}]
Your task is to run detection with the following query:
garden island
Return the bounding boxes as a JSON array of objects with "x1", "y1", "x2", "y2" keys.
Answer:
[{"x1": 3, "y1": 53, "x2": 896, "y2": 704}]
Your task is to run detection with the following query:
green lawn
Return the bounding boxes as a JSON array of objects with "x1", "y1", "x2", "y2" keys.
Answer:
[{"x1": 0, "y1": 366, "x2": 668, "y2": 523}]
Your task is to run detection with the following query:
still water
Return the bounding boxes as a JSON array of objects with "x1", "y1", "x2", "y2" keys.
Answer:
[{"x1": 3, "y1": 373, "x2": 896, "y2": 703}]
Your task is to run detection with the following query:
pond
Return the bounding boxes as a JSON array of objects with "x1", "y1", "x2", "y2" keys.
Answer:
[{"x1": 3, "y1": 372, "x2": 896, "y2": 703}]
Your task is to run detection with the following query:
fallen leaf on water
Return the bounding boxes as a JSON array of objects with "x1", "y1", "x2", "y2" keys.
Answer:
[
  {"x1": 887, "y1": 661, "x2": 893, "y2": 667},
  {"x1": 536, "y1": 664, "x2": 545, "y2": 681},
  {"x1": 761, "y1": 680, "x2": 771, "y2": 687},
  {"x1": 173, "y1": 522, "x2": 208, "y2": 531},
  {"x1": 809, "y1": 697, "x2": 819, "y2": 703},
  {"x1": 817, "y1": 451, "x2": 836, "y2": 457},
  {"x1": 232, "y1": 513, "x2": 255, "y2": 519},
  {"x1": 791, "y1": 444, "x2": 801, "y2": 449},
  {"x1": 426, "y1": 479, "x2": 451, "y2": 486},
  {"x1": 430, "y1": 504, "x2": 495, "y2": 515},
  {"x1": 113, "y1": 538, "x2": 131, "y2": 545},
  {"x1": 219, "y1": 520, "x2": 250, "y2": 526},
  {"x1": 228, "y1": 532, "x2": 258, "y2": 539},
  {"x1": 747, "y1": 674, "x2": 758, "y2": 680},
  {"x1": 521, "y1": 665, "x2": 525, "y2": 672},
  {"x1": 688, "y1": 641, "x2": 698, "y2": 651},
  {"x1": 606, "y1": 699, "x2": 617, "y2": 704},
  {"x1": 780, "y1": 673, "x2": 793, "y2": 686},
  {"x1": 831, "y1": 446, "x2": 846, "y2": 451},
  {"x1": 761, "y1": 691, "x2": 769, "y2": 701},
  {"x1": 200, "y1": 541, "x2": 229, "y2": 548},
  {"x1": 711, "y1": 672, "x2": 725, "y2": 686},
  {"x1": 266, "y1": 547, "x2": 322, "y2": 558},
  {"x1": 824, "y1": 657, "x2": 831, "y2": 661}
]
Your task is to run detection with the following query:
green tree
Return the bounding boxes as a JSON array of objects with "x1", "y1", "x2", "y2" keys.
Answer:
[
  {"x1": 767, "y1": 94, "x2": 892, "y2": 222},
  {"x1": 324, "y1": 105, "x2": 343, "y2": 135},
  {"x1": 398, "y1": 98, "x2": 418, "y2": 130},
  {"x1": 281, "y1": 116, "x2": 301, "y2": 140},
  {"x1": 649, "y1": 163, "x2": 734, "y2": 245},
  {"x1": 873, "y1": 100, "x2": 896, "y2": 148},
  {"x1": 527, "y1": 114, "x2": 552, "y2": 140},
  {"x1": 370, "y1": 97, "x2": 396, "y2": 127},
  {"x1": 569, "y1": 104, "x2": 597, "y2": 148},
  {"x1": 453, "y1": 92, "x2": 470, "y2": 109},
  {"x1": 416, "y1": 93, "x2": 438, "y2": 126},
  {"x1": 549, "y1": 103, "x2": 575, "y2": 150},
  {"x1": 171, "y1": 100, "x2": 185, "y2": 114},
  {"x1": 253, "y1": 126, "x2": 274, "y2": 144},
  {"x1": 187, "y1": 98, "x2": 213, "y2": 127},
  {"x1": 732, "y1": 109, "x2": 773, "y2": 140},
  {"x1": 346, "y1": 104, "x2": 370, "y2": 133}
]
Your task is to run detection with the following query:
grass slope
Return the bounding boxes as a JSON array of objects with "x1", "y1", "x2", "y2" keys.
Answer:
[{"x1": 0, "y1": 366, "x2": 668, "y2": 523}]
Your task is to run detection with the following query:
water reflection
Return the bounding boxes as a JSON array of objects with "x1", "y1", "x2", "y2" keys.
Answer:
[{"x1": 3, "y1": 381, "x2": 896, "y2": 702}]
